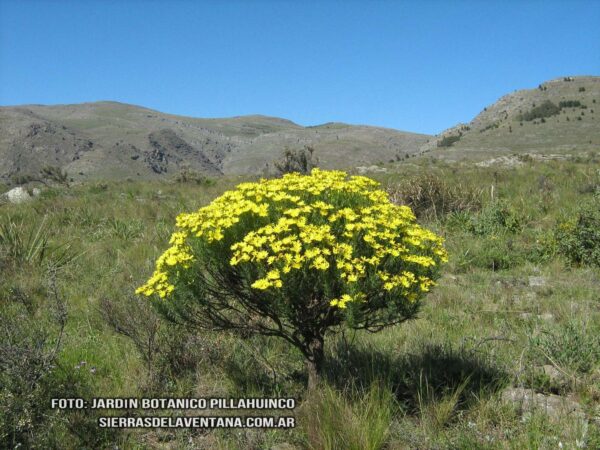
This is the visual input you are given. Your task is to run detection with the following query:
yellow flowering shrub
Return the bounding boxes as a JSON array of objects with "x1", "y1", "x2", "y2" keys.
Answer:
[{"x1": 136, "y1": 169, "x2": 447, "y2": 387}]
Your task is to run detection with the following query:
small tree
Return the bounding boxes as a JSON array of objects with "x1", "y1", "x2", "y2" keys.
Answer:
[
  {"x1": 40, "y1": 165, "x2": 69, "y2": 186},
  {"x1": 274, "y1": 145, "x2": 317, "y2": 175},
  {"x1": 136, "y1": 170, "x2": 447, "y2": 389}
]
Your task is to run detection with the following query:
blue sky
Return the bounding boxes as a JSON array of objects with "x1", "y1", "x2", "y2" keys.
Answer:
[{"x1": 1, "y1": 0, "x2": 598, "y2": 134}]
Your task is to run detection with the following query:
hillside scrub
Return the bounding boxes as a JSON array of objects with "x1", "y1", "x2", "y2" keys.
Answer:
[{"x1": 136, "y1": 169, "x2": 447, "y2": 388}]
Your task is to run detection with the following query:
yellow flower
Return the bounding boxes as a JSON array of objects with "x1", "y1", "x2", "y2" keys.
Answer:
[{"x1": 137, "y1": 169, "x2": 447, "y2": 306}]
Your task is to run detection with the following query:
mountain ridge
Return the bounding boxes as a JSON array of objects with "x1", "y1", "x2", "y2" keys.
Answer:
[{"x1": 1, "y1": 75, "x2": 598, "y2": 182}]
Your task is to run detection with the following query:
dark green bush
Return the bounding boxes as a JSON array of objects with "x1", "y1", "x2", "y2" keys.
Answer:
[
  {"x1": 554, "y1": 202, "x2": 600, "y2": 267},
  {"x1": 467, "y1": 201, "x2": 521, "y2": 236},
  {"x1": 437, "y1": 135, "x2": 461, "y2": 147},
  {"x1": 517, "y1": 100, "x2": 560, "y2": 122},
  {"x1": 558, "y1": 100, "x2": 582, "y2": 108}
]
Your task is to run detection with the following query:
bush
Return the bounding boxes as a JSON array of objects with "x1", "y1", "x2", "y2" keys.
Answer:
[
  {"x1": 455, "y1": 234, "x2": 523, "y2": 271},
  {"x1": 274, "y1": 145, "x2": 318, "y2": 175},
  {"x1": 136, "y1": 170, "x2": 447, "y2": 388},
  {"x1": 531, "y1": 321, "x2": 600, "y2": 374},
  {"x1": 558, "y1": 100, "x2": 582, "y2": 108},
  {"x1": 517, "y1": 100, "x2": 560, "y2": 122},
  {"x1": 386, "y1": 174, "x2": 483, "y2": 221},
  {"x1": 437, "y1": 135, "x2": 461, "y2": 147},
  {"x1": 101, "y1": 294, "x2": 217, "y2": 393},
  {"x1": 554, "y1": 202, "x2": 600, "y2": 267},
  {"x1": 467, "y1": 201, "x2": 521, "y2": 236},
  {"x1": 0, "y1": 272, "x2": 116, "y2": 448},
  {"x1": 174, "y1": 167, "x2": 216, "y2": 186}
]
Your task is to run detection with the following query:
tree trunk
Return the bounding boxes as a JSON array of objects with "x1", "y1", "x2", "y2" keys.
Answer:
[{"x1": 306, "y1": 336, "x2": 324, "y2": 391}]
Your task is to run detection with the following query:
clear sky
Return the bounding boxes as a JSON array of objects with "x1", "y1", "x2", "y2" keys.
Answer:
[{"x1": 1, "y1": 0, "x2": 598, "y2": 135}]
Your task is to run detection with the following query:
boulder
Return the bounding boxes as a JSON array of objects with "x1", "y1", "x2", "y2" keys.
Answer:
[
  {"x1": 1, "y1": 186, "x2": 32, "y2": 204},
  {"x1": 501, "y1": 387, "x2": 585, "y2": 421}
]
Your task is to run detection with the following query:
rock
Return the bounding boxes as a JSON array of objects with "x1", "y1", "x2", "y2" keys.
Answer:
[
  {"x1": 519, "y1": 312, "x2": 554, "y2": 321},
  {"x1": 501, "y1": 387, "x2": 585, "y2": 421},
  {"x1": 2, "y1": 186, "x2": 32, "y2": 204},
  {"x1": 356, "y1": 165, "x2": 388, "y2": 175},
  {"x1": 270, "y1": 444, "x2": 297, "y2": 450},
  {"x1": 529, "y1": 276, "x2": 547, "y2": 287},
  {"x1": 542, "y1": 365, "x2": 568, "y2": 386}
]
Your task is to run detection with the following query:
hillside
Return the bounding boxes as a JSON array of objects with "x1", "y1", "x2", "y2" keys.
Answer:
[
  {"x1": 425, "y1": 76, "x2": 600, "y2": 163},
  {"x1": 1, "y1": 76, "x2": 598, "y2": 183},
  {"x1": 0, "y1": 102, "x2": 429, "y2": 182}
]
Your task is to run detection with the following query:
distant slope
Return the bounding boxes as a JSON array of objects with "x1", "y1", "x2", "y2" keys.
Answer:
[
  {"x1": 0, "y1": 101, "x2": 429, "y2": 181},
  {"x1": 425, "y1": 76, "x2": 600, "y2": 162}
]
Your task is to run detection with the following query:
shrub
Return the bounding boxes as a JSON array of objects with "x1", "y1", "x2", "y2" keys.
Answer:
[
  {"x1": 558, "y1": 100, "x2": 582, "y2": 108},
  {"x1": 437, "y1": 134, "x2": 461, "y2": 147},
  {"x1": 468, "y1": 201, "x2": 521, "y2": 236},
  {"x1": 531, "y1": 321, "x2": 600, "y2": 374},
  {"x1": 274, "y1": 145, "x2": 317, "y2": 175},
  {"x1": 554, "y1": 202, "x2": 600, "y2": 267},
  {"x1": 174, "y1": 166, "x2": 216, "y2": 186},
  {"x1": 517, "y1": 100, "x2": 560, "y2": 122},
  {"x1": 0, "y1": 271, "x2": 116, "y2": 448},
  {"x1": 136, "y1": 170, "x2": 447, "y2": 388},
  {"x1": 101, "y1": 294, "x2": 216, "y2": 393},
  {"x1": 386, "y1": 173, "x2": 483, "y2": 221},
  {"x1": 456, "y1": 234, "x2": 523, "y2": 271},
  {"x1": 40, "y1": 166, "x2": 69, "y2": 186}
]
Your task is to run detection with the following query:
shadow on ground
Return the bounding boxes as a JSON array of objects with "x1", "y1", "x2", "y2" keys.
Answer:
[{"x1": 323, "y1": 341, "x2": 507, "y2": 413}]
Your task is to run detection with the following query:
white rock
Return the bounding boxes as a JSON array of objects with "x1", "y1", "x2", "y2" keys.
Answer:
[
  {"x1": 2, "y1": 186, "x2": 32, "y2": 204},
  {"x1": 356, "y1": 165, "x2": 388, "y2": 175}
]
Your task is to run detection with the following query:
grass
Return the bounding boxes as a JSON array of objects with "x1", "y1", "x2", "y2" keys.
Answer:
[{"x1": 0, "y1": 158, "x2": 599, "y2": 449}]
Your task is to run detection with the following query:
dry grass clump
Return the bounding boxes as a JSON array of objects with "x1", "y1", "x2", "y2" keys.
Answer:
[{"x1": 386, "y1": 173, "x2": 484, "y2": 221}]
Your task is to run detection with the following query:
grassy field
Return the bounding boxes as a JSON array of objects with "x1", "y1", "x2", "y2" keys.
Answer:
[{"x1": 1, "y1": 154, "x2": 599, "y2": 449}]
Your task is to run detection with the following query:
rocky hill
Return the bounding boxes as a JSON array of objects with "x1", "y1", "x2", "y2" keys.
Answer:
[
  {"x1": 425, "y1": 76, "x2": 600, "y2": 163},
  {"x1": 0, "y1": 102, "x2": 429, "y2": 182},
  {"x1": 1, "y1": 76, "x2": 598, "y2": 183}
]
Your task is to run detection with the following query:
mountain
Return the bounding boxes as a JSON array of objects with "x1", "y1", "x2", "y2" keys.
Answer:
[
  {"x1": 0, "y1": 101, "x2": 429, "y2": 182},
  {"x1": 1, "y1": 76, "x2": 598, "y2": 182},
  {"x1": 424, "y1": 76, "x2": 600, "y2": 162}
]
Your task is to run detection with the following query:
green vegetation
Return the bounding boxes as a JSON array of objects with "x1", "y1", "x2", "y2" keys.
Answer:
[
  {"x1": 517, "y1": 100, "x2": 561, "y2": 122},
  {"x1": 437, "y1": 134, "x2": 461, "y2": 147},
  {"x1": 1, "y1": 157, "x2": 599, "y2": 448},
  {"x1": 553, "y1": 200, "x2": 600, "y2": 267},
  {"x1": 559, "y1": 100, "x2": 584, "y2": 108}
]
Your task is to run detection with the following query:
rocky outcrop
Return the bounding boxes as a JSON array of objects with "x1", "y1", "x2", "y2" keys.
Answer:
[
  {"x1": 145, "y1": 129, "x2": 222, "y2": 175},
  {"x1": 501, "y1": 387, "x2": 585, "y2": 421}
]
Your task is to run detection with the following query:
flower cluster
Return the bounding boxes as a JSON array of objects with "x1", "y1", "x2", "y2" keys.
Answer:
[{"x1": 136, "y1": 169, "x2": 447, "y2": 308}]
